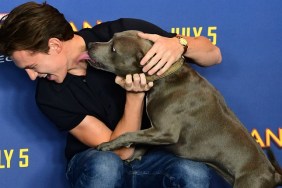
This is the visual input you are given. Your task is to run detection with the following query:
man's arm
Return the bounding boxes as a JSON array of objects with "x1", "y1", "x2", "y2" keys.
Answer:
[
  {"x1": 69, "y1": 92, "x2": 144, "y2": 160},
  {"x1": 91, "y1": 18, "x2": 221, "y2": 75},
  {"x1": 69, "y1": 74, "x2": 152, "y2": 160},
  {"x1": 139, "y1": 33, "x2": 222, "y2": 75},
  {"x1": 181, "y1": 35, "x2": 222, "y2": 66}
]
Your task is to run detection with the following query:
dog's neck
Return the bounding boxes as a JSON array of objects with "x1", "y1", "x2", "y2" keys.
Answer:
[{"x1": 146, "y1": 57, "x2": 184, "y2": 82}]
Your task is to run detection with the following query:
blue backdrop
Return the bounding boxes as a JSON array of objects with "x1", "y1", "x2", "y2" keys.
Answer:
[{"x1": 0, "y1": 0, "x2": 281, "y2": 187}]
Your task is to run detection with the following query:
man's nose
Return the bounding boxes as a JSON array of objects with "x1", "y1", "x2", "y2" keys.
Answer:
[{"x1": 25, "y1": 69, "x2": 38, "y2": 80}]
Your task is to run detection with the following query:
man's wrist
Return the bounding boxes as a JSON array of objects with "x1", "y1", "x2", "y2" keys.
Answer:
[
  {"x1": 126, "y1": 91, "x2": 145, "y2": 99},
  {"x1": 176, "y1": 36, "x2": 188, "y2": 55}
]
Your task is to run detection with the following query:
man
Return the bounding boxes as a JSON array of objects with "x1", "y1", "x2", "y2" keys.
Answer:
[{"x1": 0, "y1": 2, "x2": 221, "y2": 187}]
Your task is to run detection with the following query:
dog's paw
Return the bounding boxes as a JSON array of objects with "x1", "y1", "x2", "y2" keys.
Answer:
[
  {"x1": 97, "y1": 142, "x2": 113, "y2": 151},
  {"x1": 127, "y1": 147, "x2": 147, "y2": 161},
  {"x1": 97, "y1": 142, "x2": 133, "y2": 151}
]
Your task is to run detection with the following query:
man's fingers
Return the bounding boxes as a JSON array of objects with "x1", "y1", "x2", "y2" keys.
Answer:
[
  {"x1": 125, "y1": 74, "x2": 133, "y2": 89},
  {"x1": 148, "y1": 81, "x2": 154, "y2": 88},
  {"x1": 147, "y1": 58, "x2": 166, "y2": 75},
  {"x1": 133, "y1": 74, "x2": 141, "y2": 87},
  {"x1": 139, "y1": 33, "x2": 161, "y2": 66},
  {"x1": 140, "y1": 45, "x2": 158, "y2": 66},
  {"x1": 142, "y1": 55, "x2": 159, "y2": 73},
  {"x1": 115, "y1": 76, "x2": 124, "y2": 85},
  {"x1": 138, "y1": 32, "x2": 159, "y2": 42},
  {"x1": 139, "y1": 73, "x2": 147, "y2": 87},
  {"x1": 156, "y1": 61, "x2": 173, "y2": 75},
  {"x1": 115, "y1": 74, "x2": 153, "y2": 92}
]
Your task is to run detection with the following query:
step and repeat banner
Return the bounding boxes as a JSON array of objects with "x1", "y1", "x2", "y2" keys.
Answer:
[{"x1": 0, "y1": 0, "x2": 281, "y2": 187}]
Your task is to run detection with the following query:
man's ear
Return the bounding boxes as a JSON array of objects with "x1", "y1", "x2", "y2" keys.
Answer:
[{"x1": 48, "y1": 38, "x2": 62, "y2": 54}]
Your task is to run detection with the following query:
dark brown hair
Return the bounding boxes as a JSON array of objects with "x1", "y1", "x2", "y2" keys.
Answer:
[{"x1": 0, "y1": 1, "x2": 74, "y2": 56}]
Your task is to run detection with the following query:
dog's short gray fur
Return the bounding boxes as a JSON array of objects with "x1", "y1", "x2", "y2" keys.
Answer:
[{"x1": 88, "y1": 30, "x2": 282, "y2": 188}]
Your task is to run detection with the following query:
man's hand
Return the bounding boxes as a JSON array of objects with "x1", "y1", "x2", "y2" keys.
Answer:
[
  {"x1": 115, "y1": 73, "x2": 153, "y2": 92},
  {"x1": 138, "y1": 32, "x2": 183, "y2": 76}
]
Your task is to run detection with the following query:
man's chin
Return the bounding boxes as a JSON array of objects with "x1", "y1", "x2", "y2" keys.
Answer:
[
  {"x1": 55, "y1": 80, "x2": 63, "y2": 83},
  {"x1": 47, "y1": 75, "x2": 64, "y2": 83},
  {"x1": 54, "y1": 78, "x2": 64, "y2": 83}
]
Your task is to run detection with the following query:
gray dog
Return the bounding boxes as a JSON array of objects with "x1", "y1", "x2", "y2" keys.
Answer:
[{"x1": 88, "y1": 30, "x2": 282, "y2": 188}]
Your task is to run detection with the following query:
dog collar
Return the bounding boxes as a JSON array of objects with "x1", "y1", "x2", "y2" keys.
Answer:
[{"x1": 146, "y1": 57, "x2": 184, "y2": 82}]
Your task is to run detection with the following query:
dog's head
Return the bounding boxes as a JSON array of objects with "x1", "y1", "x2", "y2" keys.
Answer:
[{"x1": 88, "y1": 30, "x2": 153, "y2": 76}]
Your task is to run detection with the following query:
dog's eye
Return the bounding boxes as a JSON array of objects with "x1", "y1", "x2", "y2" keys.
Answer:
[{"x1": 112, "y1": 47, "x2": 116, "y2": 52}]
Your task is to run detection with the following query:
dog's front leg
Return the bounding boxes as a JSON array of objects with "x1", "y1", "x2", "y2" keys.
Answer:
[{"x1": 97, "y1": 127, "x2": 180, "y2": 151}]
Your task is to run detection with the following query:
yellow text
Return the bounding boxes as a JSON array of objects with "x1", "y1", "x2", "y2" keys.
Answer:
[
  {"x1": 251, "y1": 128, "x2": 282, "y2": 148},
  {"x1": 171, "y1": 26, "x2": 218, "y2": 45},
  {"x1": 69, "y1": 20, "x2": 102, "y2": 32},
  {"x1": 0, "y1": 148, "x2": 29, "y2": 169}
]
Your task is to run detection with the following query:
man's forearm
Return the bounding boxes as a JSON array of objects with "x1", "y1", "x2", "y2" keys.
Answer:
[
  {"x1": 184, "y1": 36, "x2": 222, "y2": 66},
  {"x1": 111, "y1": 92, "x2": 145, "y2": 159}
]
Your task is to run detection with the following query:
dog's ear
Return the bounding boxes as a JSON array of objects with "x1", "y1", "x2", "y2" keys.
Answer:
[
  {"x1": 136, "y1": 51, "x2": 144, "y2": 67},
  {"x1": 138, "y1": 37, "x2": 154, "y2": 54},
  {"x1": 135, "y1": 38, "x2": 154, "y2": 68}
]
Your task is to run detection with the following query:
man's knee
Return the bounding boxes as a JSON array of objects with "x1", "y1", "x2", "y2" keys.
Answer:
[
  {"x1": 84, "y1": 151, "x2": 124, "y2": 177},
  {"x1": 164, "y1": 159, "x2": 210, "y2": 188},
  {"x1": 68, "y1": 150, "x2": 125, "y2": 187}
]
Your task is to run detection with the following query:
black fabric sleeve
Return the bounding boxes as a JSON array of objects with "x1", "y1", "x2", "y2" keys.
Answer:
[
  {"x1": 35, "y1": 78, "x2": 87, "y2": 132},
  {"x1": 79, "y1": 18, "x2": 176, "y2": 44},
  {"x1": 37, "y1": 104, "x2": 85, "y2": 132}
]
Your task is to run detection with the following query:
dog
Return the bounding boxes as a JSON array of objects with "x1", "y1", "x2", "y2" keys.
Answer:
[{"x1": 87, "y1": 30, "x2": 282, "y2": 188}]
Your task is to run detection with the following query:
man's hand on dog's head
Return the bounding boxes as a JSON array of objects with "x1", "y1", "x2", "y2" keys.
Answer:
[{"x1": 138, "y1": 32, "x2": 183, "y2": 76}]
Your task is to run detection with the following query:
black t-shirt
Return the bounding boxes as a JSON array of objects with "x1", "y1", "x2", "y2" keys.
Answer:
[{"x1": 35, "y1": 18, "x2": 175, "y2": 161}]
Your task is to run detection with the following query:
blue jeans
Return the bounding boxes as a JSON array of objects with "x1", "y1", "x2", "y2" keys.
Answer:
[{"x1": 66, "y1": 148, "x2": 210, "y2": 188}]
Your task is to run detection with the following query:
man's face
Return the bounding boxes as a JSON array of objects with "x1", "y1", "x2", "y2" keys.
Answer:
[{"x1": 11, "y1": 49, "x2": 68, "y2": 83}]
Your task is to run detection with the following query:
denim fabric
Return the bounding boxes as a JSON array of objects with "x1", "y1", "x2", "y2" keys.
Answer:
[{"x1": 66, "y1": 148, "x2": 210, "y2": 188}]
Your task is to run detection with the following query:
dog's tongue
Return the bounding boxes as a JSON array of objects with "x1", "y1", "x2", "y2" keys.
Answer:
[{"x1": 77, "y1": 51, "x2": 90, "y2": 62}]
